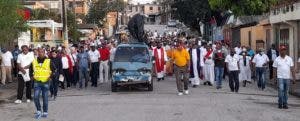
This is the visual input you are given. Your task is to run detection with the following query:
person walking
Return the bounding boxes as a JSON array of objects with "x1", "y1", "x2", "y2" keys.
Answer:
[
  {"x1": 214, "y1": 44, "x2": 225, "y2": 89},
  {"x1": 225, "y1": 49, "x2": 240, "y2": 93},
  {"x1": 1, "y1": 48, "x2": 13, "y2": 85},
  {"x1": 49, "y1": 50, "x2": 62, "y2": 100},
  {"x1": 203, "y1": 45, "x2": 214, "y2": 86},
  {"x1": 77, "y1": 46, "x2": 90, "y2": 89},
  {"x1": 153, "y1": 41, "x2": 168, "y2": 81},
  {"x1": 88, "y1": 44, "x2": 100, "y2": 87},
  {"x1": 12, "y1": 45, "x2": 21, "y2": 79},
  {"x1": 61, "y1": 51, "x2": 73, "y2": 88},
  {"x1": 252, "y1": 48, "x2": 269, "y2": 90},
  {"x1": 267, "y1": 44, "x2": 279, "y2": 80},
  {"x1": 273, "y1": 45, "x2": 296, "y2": 109},
  {"x1": 188, "y1": 41, "x2": 203, "y2": 88},
  {"x1": 239, "y1": 52, "x2": 252, "y2": 87},
  {"x1": 98, "y1": 42, "x2": 110, "y2": 84},
  {"x1": 32, "y1": 48, "x2": 56, "y2": 119},
  {"x1": 171, "y1": 42, "x2": 190, "y2": 96},
  {"x1": 15, "y1": 45, "x2": 35, "y2": 104}
]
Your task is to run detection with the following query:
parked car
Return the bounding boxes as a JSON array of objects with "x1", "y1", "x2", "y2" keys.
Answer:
[
  {"x1": 167, "y1": 20, "x2": 177, "y2": 27},
  {"x1": 111, "y1": 43, "x2": 153, "y2": 92}
]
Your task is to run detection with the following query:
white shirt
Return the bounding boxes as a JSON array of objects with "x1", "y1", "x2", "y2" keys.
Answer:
[
  {"x1": 225, "y1": 54, "x2": 240, "y2": 71},
  {"x1": 234, "y1": 47, "x2": 242, "y2": 55},
  {"x1": 110, "y1": 47, "x2": 116, "y2": 61},
  {"x1": 298, "y1": 58, "x2": 300, "y2": 63},
  {"x1": 271, "y1": 49, "x2": 277, "y2": 61},
  {"x1": 61, "y1": 56, "x2": 69, "y2": 69},
  {"x1": 1, "y1": 51, "x2": 13, "y2": 66},
  {"x1": 71, "y1": 53, "x2": 77, "y2": 66},
  {"x1": 88, "y1": 50, "x2": 100, "y2": 63},
  {"x1": 273, "y1": 56, "x2": 294, "y2": 79},
  {"x1": 17, "y1": 52, "x2": 34, "y2": 74},
  {"x1": 252, "y1": 54, "x2": 269, "y2": 67}
]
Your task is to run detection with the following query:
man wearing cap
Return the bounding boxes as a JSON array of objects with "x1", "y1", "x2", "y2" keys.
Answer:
[
  {"x1": 252, "y1": 48, "x2": 269, "y2": 90},
  {"x1": 153, "y1": 41, "x2": 168, "y2": 81},
  {"x1": 273, "y1": 45, "x2": 296, "y2": 109},
  {"x1": 171, "y1": 42, "x2": 190, "y2": 96},
  {"x1": 98, "y1": 42, "x2": 110, "y2": 84},
  {"x1": 88, "y1": 43, "x2": 100, "y2": 87}
]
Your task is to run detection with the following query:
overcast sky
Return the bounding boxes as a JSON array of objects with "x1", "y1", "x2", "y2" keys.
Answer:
[{"x1": 130, "y1": 0, "x2": 155, "y2": 4}]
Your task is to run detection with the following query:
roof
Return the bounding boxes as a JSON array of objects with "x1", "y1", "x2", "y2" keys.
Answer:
[
  {"x1": 233, "y1": 15, "x2": 268, "y2": 28},
  {"x1": 77, "y1": 24, "x2": 98, "y2": 29}
]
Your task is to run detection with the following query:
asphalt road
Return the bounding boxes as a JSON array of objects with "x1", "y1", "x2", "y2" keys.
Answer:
[{"x1": 1, "y1": 77, "x2": 300, "y2": 121}]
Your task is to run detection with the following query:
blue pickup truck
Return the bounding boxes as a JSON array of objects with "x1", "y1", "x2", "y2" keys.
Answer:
[{"x1": 111, "y1": 43, "x2": 153, "y2": 92}]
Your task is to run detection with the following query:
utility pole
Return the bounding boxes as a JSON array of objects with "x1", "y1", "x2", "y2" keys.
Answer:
[{"x1": 62, "y1": 0, "x2": 69, "y2": 47}]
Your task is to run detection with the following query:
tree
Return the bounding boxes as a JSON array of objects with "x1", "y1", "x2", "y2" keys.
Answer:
[
  {"x1": 67, "y1": 10, "x2": 80, "y2": 43},
  {"x1": 86, "y1": 0, "x2": 125, "y2": 27},
  {"x1": 31, "y1": 9, "x2": 61, "y2": 22},
  {"x1": 0, "y1": 0, "x2": 27, "y2": 44},
  {"x1": 209, "y1": 0, "x2": 278, "y2": 16},
  {"x1": 172, "y1": 0, "x2": 211, "y2": 32}
]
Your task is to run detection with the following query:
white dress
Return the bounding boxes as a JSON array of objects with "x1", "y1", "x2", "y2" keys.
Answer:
[
  {"x1": 190, "y1": 49, "x2": 201, "y2": 85},
  {"x1": 239, "y1": 56, "x2": 252, "y2": 82},
  {"x1": 203, "y1": 51, "x2": 214, "y2": 85}
]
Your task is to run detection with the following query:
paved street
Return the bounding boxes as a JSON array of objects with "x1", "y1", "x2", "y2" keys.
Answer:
[{"x1": 0, "y1": 77, "x2": 300, "y2": 121}]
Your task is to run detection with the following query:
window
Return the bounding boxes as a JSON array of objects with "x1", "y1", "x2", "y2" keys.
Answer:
[
  {"x1": 158, "y1": 7, "x2": 161, "y2": 11},
  {"x1": 114, "y1": 47, "x2": 150, "y2": 63},
  {"x1": 149, "y1": 7, "x2": 153, "y2": 10}
]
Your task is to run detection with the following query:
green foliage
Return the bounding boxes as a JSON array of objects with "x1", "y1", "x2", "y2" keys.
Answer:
[
  {"x1": 31, "y1": 9, "x2": 61, "y2": 22},
  {"x1": 86, "y1": 0, "x2": 125, "y2": 27},
  {"x1": 0, "y1": 0, "x2": 27, "y2": 44},
  {"x1": 172, "y1": 0, "x2": 211, "y2": 32},
  {"x1": 209, "y1": 0, "x2": 278, "y2": 16},
  {"x1": 67, "y1": 10, "x2": 80, "y2": 43}
]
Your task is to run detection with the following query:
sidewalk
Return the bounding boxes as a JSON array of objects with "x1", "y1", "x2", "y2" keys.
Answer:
[{"x1": 0, "y1": 82, "x2": 18, "y2": 104}]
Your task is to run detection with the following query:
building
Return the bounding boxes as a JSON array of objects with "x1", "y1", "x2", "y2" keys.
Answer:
[
  {"x1": 125, "y1": 2, "x2": 162, "y2": 24},
  {"x1": 67, "y1": 0, "x2": 90, "y2": 15},
  {"x1": 21, "y1": 0, "x2": 62, "y2": 12},
  {"x1": 269, "y1": 0, "x2": 300, "y2": 61},
  {"x1": 159, "y1": 0, "x2": 175, "y2": 24}
]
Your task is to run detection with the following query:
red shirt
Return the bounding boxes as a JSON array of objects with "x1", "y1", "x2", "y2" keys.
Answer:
[{"x1": 98, "y1": 47, "x2": 110, "y2": 61}]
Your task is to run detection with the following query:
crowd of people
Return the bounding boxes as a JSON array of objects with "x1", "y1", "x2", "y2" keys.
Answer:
[
  {"x1": 147, "y1": 31, "x2": 300, "y2": 109},
  {"x1": 0, "y1": 30, "x2": 300, "y2": 119}
]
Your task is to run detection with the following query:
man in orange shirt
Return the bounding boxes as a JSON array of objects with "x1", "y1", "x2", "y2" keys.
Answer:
[{"x1": 172, "y1": 42, "x2": 190, "y2": 96}]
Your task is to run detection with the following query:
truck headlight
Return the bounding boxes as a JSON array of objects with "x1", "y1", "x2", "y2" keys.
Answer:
[
  {"x1": 138, "y1": 68, "x2": 151, "y2": 75},
  {"x1": 112, "y1": 68, "x2": 126, "y2": 76}
]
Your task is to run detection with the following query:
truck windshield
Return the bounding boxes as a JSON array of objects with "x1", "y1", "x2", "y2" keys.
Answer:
[{"x1": 114, "y1": 46, "x2": 150, "y2": 63}]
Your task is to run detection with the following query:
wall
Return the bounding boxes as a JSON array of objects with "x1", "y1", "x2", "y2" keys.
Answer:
[{"x1": 240, "y1": 25, "x2": 264, "y2": 51}]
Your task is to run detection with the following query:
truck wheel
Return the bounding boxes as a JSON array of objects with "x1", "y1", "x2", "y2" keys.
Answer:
[{"x1": 111, "y1": 82, "x2": 117, "y2": 92}]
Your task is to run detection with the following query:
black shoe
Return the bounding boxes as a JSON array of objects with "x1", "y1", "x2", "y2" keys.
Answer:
[
  {"x1": 283, "y1": 105, "x2": 288, "y2": 109},
  {"x1": 157, "y1": 78, "x2": 161, "y2": 82},
  {"x1": 278, "y1": 105, "x2": 283, "y2": 109},
  {"x1": 192, "y1": 85, "x2": 197, "y2": 88},
  {"x1": 204, "y1": 82, "x2": 207, "y2": 85},
  {"x1": 162, "y1": 77, "x2": 164, "y2": 80},
  {"x1": 243, "y1": 81, "x2": 246, "y2": 87},
  {"x1": 208, "y1": 82, "x2": 212, "y2": 86}
]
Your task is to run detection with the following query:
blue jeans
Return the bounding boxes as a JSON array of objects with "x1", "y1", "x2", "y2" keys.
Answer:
[
  {"x1": 278, "y1": 78, "x2": 290, "y2": 105},
  {"x1": 79, "y1": 67, "x2": 89, "y2": 88},
  {"x1": 34, "y1": 82, "x2": 49, "y2": 113},
  {"x1": 256, "y1": 67, "x2": 266, "y2": 89},
  {"x1": 214, "y1": 67, "x2": 224, "y2": 87}
]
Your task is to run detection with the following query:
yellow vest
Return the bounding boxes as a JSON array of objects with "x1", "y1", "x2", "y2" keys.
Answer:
[{"x1": 33, "y1": 59, "x2": 52, "y2": 83}]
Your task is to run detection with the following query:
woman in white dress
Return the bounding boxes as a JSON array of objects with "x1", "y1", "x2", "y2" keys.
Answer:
[{"x1": 239, "y1": 52, "x2": 252, "y2": 87}]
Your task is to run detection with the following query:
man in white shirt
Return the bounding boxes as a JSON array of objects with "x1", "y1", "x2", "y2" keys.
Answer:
[
  {"x1": 273, "y1": 45, "x2": 296, "y2": 109},
  {"x1": 225, "y1": 49, "x2": 240, "y2": 93},
  {"x1": 252, "y1": 48, "x2": 269, "y2": 90},
  {"x1": 1, "y1": 48, "x2": 13, "y2": 85},
  {"x1": 15, "y1": 45, "x2": 35, "y2": 104},
  {"x1": 88, "y1": 44, "x2": 100, "y2": 87},
  {"x1": 234, "y1": 43, "x2": 242, "y2": 55}
]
